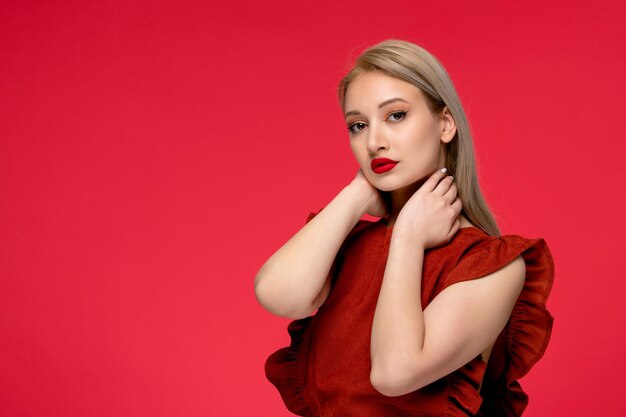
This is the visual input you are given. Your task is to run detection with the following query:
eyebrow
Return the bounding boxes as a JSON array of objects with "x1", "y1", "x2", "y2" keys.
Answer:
[{"x1": 344, "y1": 97, "x2": 409, "y2": 119}]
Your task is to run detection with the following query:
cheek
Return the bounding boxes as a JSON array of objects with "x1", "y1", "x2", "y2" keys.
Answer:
[
  {"x1": 349, "y1": 141, "x2": 367, "y2": 163},
  {"x1": 404, "y1": 123, "x2": 441, "y2": 154}
]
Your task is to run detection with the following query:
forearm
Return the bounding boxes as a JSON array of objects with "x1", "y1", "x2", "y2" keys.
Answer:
[
  {"x1": 255, "y1": 183, "x2": 369, "y2": 318},
  {"x1": 370, "y1": 232, "x2": 426, "y2": 394}
]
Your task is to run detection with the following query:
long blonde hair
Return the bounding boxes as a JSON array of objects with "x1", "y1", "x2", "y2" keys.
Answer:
[{"x1": 338, "y1": 40, "x2": 501, "y2": 236}]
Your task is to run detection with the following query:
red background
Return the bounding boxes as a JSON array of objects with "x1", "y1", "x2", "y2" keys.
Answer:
[{"x1": 1, "y1": 1, "x2": 625, "y2": 416}]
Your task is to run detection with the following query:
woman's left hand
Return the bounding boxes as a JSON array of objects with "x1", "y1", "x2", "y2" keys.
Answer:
[{"x1": 393, "y1": 168, "x2": 462, "y2": 249}]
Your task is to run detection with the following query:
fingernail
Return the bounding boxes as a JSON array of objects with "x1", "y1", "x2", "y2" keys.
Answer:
[{"x1": 440, "y1": 168, "x2": 447, "y2": 173}]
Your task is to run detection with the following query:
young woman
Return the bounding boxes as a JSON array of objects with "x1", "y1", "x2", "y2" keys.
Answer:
[{"x1": 254, "y1": 40, "x2": 554, "y2": 417}]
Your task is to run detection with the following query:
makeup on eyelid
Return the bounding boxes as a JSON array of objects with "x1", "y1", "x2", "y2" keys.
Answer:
[
  {"x1": 343, "y1": 72, "x2": 448, "y2": 193},
  {"x1": 347, "y1": 110, "x2": 409, "y2": 134}
]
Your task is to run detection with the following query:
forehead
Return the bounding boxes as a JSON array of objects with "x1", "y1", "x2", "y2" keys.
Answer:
[{"x1": 344, "y1": 71, "x2": 425, "y2": 110}]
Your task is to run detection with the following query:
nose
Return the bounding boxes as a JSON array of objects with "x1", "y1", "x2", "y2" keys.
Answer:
[{"x1": 366, "y1": 124, "x2": 389, "y2": 155}]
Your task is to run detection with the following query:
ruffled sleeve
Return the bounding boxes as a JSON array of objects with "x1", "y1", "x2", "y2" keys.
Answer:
[
  {"x1": 439, "y1": 232, "x2": 555, "y2": 417},
  {"x1": 265, "y1": 316, "x2": 313, "y2": 416}
]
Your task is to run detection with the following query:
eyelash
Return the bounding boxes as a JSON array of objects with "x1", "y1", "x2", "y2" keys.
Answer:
[{"x1": 347, "y1": 111, "x2": 408, "y2": 134}]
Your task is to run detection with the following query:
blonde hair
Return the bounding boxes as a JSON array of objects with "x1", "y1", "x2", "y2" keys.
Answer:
[{"x1": 338, "y1": 40, "x2": 501, "y2": 236}]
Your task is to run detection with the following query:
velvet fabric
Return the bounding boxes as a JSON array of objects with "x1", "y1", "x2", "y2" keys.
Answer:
[{"x1": 265, "y1": 210, "x2": 554, "y2": 417}]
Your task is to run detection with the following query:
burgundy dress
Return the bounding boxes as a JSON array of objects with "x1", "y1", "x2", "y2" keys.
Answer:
[{"x1": 265, "y1": 210, "x2": 554, "y2": 417}]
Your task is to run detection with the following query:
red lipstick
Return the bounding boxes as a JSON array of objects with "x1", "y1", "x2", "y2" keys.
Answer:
[{"x1": 371, "y1": 158, "x2": 398, "y2": 174}]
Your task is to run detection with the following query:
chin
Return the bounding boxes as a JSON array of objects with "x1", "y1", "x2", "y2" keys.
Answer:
[
  {"x1": 367, "y1": 177, "x2": 410, "y2": 193},
  {"x1": 374, "y1": 184, "x2": 397, "y2": 192},
  {"x1": 386, "y1": 177, "x2": 428, "y2": 194}
]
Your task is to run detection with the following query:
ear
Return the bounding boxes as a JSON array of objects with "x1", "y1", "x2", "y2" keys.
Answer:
[{"x1": 440, "y1": 107, "x2": 457, "y2": 143}]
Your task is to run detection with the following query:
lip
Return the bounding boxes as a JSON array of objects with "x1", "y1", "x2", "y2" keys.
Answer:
[{"x1": 371, "y1": 158, "x2": 399, "y2": 174}]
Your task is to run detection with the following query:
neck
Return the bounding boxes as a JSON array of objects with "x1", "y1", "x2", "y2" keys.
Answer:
[
  {"x1": 382, "y1": 178, "x2": 427, "y2": 227},
  {"x1": 382, "y1": 185, "x2": 473, "y2": 229}
]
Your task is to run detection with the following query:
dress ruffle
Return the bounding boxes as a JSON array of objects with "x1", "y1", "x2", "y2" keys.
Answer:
[
  {"x1": 264, "y1": 213, "x2": 554, "y2": 417},
  {"x1": 441, "y1": 233, "x2": 555, "y2": 417},
  {"x1": 446, "y1": 355, "x2": 487, "y2": 417},
  {"x1": 265, "y1": 316, "x2": 313, "y2": 416},
  {"x1": 264, "y1": 210, "x2": 365, "y2": 416}
]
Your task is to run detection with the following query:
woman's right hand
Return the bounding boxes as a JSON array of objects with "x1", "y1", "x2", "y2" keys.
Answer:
[{"x1": 349, "y1": 169, "x2": 388, "y2": 218}]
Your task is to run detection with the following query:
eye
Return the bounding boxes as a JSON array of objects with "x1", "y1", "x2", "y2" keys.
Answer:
[
  {"x1": 347, "y1": 121, "x2": 367, "y2": 134},
  {"x1": 387, "y1": 111, "x2": 407, "y2": 122}
]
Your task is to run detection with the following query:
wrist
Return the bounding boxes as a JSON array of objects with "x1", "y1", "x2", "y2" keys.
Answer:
[
  {"x1": 342, "y1": 182, "x2": 371, "y2": 218},
  {"x1": 391, "y1": 222, "x2": 426, "y2": 250}
]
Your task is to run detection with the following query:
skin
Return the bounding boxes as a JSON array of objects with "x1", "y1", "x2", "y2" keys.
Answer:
[
  {"x1": 254, "y1": 71, "x2": 526, "y2": 398},
  {"x1": 343, "y1": 71, "x2": 463, "y2": 230}
]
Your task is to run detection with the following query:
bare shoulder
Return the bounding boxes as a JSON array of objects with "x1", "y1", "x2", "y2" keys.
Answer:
[
  {"x1": 494, "y1": 255, "x2": 525, "y2": 285},
  {"x1": 506, "y1": 255, "x2": 526, "y2": 278}
]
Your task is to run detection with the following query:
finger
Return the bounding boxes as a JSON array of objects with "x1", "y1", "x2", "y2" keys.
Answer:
[
  {"x1": 451, "y1": 197, "x2": 463, "y2": 216},
  {"x1": 433, "y1": 175, "x2": 454, "y2": 197},
  {"x1": 423, "y1": 168, "x2": 450, "y2": 192},
  {"x1": 442, "y1": 182, "x2": 457, "y2": 204},
  {"x1": 447, "y1": 217, "x2": 461, "y2": 239}
]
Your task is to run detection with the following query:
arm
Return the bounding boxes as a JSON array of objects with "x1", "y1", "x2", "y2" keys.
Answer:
[
  {"x1": 254, "y1": 175, "x2": 383, "y2": 319},
  {"x1": 370, "y1": 236, "x2": 525, "y2": 396},
  {"x1": 369, "y1": 169, "x2": 526, "y2": 396}
]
